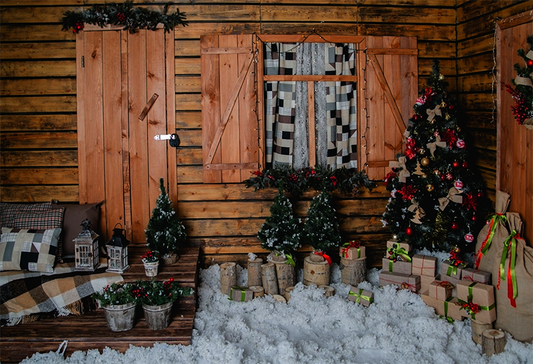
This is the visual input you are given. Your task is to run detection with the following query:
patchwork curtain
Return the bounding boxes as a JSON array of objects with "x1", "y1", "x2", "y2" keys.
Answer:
[{"x1": 264, "y1": 42, "x2": 357, "y2": 169}]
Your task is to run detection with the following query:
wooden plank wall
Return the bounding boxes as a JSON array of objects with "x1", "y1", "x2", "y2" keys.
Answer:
[{"x1": 1, "y1": 0, "x2": 531, "y2": 268}]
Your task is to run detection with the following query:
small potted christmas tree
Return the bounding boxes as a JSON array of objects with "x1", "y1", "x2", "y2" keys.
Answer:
[
  {"x1": 257, "y1": 186, "x2": 301, "y2": 294},
  {"x1": 301, "y1": 190, "x2": 342, "y2": 286},
  {"x1": 145, "y1": 178, "x2": 187, "y2": 264}
]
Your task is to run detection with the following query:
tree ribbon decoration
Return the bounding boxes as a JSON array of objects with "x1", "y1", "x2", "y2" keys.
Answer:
[
  {"x1": 426, "y1": 104, "x2": 442, "y2": 122},
  {"x1": 389, "y1": 156, "x2": 410, "y2": 183},
  {"x1": 426, "y1": 135, "x2": 447, "y2": 157},
  {"x1": 349, "y1": 288, "x2": 374, "y2": 304},
  {"x1": 497, "y1": 229, "x2": 519, "y2": 308},
  {"x1": 341, "y1": 241, "x2": 361, "y2": 259},
  {"x1": 408, "y1": 201, "x2": 425, "y2": 224},
  {"x1": 438, "y1": 187, "x2": 463, "y2": 211},
  {"x1": 515, "y1": 75, "x2": 533, "y2": 87},
  {"x1": 314, "y1": 251, "x2": 332, "y2": 265},
  {"x1": 474, "y1": 213, "x2": 507, "y2": 269}
]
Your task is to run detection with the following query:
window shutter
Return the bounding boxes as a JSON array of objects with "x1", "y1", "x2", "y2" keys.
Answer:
[
  {"x1": 201, "y1": 34, "x2": 260, "y2": 183},
  {"x1": 359, "y1": 36, "x2": 418, "y2": 180}
]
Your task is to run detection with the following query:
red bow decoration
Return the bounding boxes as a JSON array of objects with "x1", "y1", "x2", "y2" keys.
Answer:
[
  {"x1": 461, "y1": 302, "x2": 480, "y2": 315},
  {"x1": 314, "y1": 251, "x2": 332, "y2": 265},
  {"x1": 341, "y1": 241, "x2": 360, "y2": 259}
]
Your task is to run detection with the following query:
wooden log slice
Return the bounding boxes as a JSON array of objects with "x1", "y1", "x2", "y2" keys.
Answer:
[
  {"x1": 249, "y1": 285, "x2": 265, "y2": 298},
  {"x1": 482, "y1": 329, "x2": 506, "y2": 357},
  {"x1": 247, "y1": 257, "x2": 263, "y2": 287},
  {"x1": 471, "y1": 320, "x2": 492, "y2": 345},
  {"x1": 220, "y1": 262, "x2": 237, "y2": 296},
  {"x1": 340, "y1": 257, "x2": 367, "y2": 286},
  {"x1": 272, "y1": 259, "x2": 295, "y2": 295},
  {"x1": 303, "y1": 256, "x2": 330, "y2": 286},
  {"x1": 261, "y1": 262, "x2": 279, "y2": 295}
]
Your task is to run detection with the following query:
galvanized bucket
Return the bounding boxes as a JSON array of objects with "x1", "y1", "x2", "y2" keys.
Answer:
[
  {"x1": 142, "y1": 302, "x2": 173, "y2": 330},
  {"x1": 103, "y1": 302, "x2": 136, "y2": 332}
]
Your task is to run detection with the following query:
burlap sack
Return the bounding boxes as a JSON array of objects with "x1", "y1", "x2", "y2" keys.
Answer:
[
  {"x1": 474, "y1": 191, "x2": 510, "y2": 274},
  {"x1": 493, "y1": 213, "x2": 533, "y2": 343}
]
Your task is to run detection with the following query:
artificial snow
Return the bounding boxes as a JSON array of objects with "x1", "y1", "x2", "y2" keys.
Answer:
[{"x1": 21, "y1": 261, "x2": 533, "y2": 364}]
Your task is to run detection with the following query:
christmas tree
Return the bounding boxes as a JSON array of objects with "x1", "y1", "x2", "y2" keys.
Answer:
[
  {"x1": 257, "y1": 186, "x2": 301, "y2": 260},
  {"x1": 382, "y1": 61, "x2": 492, "y2": 252},
  {"x1": 145, "y1": 178, "x2": 187, "y2": 256},
  {"x1": 302, "y1": 190, "x2": 342, "y2": 252}
]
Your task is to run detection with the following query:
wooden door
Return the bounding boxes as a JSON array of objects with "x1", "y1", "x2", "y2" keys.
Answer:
[
  {"x1": 496, "y1": 14, "x2": 533, "y2": 247},
  {"x1": 76, "y1": 26, "x2": 176, "y2": 244}
]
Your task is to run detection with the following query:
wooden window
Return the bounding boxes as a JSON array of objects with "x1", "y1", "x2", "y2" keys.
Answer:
[{"x1": 201, "y1": 34, "x2": 418, "y2": 183}]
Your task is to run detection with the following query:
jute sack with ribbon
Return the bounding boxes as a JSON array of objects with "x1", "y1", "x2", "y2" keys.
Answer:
[
  {"x1": 493, "y1": 213, "x2": 533, "y2": 343},
  {"x1": 474, "y1": 191, "x2": 511, "y2": 274}
]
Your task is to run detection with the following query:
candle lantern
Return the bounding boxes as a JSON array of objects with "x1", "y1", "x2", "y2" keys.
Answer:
[
  {"x1": 74, "y1": 218, "x2": 100, "y2": 271},
  {"x1": 106, "y1": 223, "x2": 130, "y2": 273}
]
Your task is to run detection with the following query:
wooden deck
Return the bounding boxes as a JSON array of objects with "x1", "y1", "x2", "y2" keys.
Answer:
[{"x1": 0, "y1": 246, "x2": 200, "y2": 364}]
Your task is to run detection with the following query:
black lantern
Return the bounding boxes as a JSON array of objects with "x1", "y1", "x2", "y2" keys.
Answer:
[
  {"x1": 106, "y1": 223, "x2": 130, "y2": 273},
  {"x1": 74, "y1": 218, "x2": 100, "y2": 271}
]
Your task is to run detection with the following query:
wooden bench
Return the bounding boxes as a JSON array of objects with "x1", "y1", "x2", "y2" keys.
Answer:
[{"x1": 0, "y1": 246, "x2": 200, "y2": 364}]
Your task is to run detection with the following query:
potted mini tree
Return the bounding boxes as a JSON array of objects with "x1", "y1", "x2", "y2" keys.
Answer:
[
  {"x1": 301, "y1": 190, "x2": 342, "y2": 286},
  {"x1": 257, "y1": 186, "x2": 301, "y2": 294},
  {"x1": 145, "y1": 178, "x2": 187, "y2": 265},
  {"x1": 92, "y1": 281, "x2": 138, "y2": 332}
]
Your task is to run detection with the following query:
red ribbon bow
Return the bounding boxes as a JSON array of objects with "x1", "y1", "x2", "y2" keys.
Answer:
[{"x1": 314, "y1": 251, "x2": 332, "y2": 265}]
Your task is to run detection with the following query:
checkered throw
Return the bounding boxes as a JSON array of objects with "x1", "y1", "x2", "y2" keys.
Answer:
[{"x1": 0, "y1": 262, "x2": 123, "y2": 326}]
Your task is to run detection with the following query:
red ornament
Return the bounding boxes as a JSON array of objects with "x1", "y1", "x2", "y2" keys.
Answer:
[
  {"x1": 528, "y1": 59, "x2": 533, "y2": 67},
  {"x1": 451, "y1": 222, "x2": 458, "y2": 230},
  {"x1": 441, "y1": 175, "x2": 446, "y2": 181},
  {"x1": 472, "y1": 215, "x2": 476, "y2": 222},
  {"x1": 406, "y1": 227, "x2": 413, "y2": 236},
  {"x1": 465, "y1": 233, "x2": 474, "y2": 243},
  {"x1": 477, "y1": 191, "x2": 484, "y2": 198},
  {"x1": 452, "y1": 161, "x2": 459, "y2": 168},
  {"x1": 456, "y1": 139, "x2": 465, "y2": 149},
  {"x1": 462, "y1": 161, "x2": 468, "y2": 168},
  {"x1": 446, "y1": 173, "x2": 453, "y2": 180}
]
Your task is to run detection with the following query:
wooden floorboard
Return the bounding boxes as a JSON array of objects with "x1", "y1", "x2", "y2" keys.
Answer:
[{"x1": 0, "y1": 246, "x2": 200, "y2": 364}]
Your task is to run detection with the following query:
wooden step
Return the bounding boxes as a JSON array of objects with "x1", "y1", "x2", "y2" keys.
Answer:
[{"x1": 0, "y1": 246, "x2": 200, "y2": 364}]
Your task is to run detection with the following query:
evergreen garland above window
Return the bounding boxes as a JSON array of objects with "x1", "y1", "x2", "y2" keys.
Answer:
[{"x1": 62, "y1": 1, "x2": 187, "y2": 34}]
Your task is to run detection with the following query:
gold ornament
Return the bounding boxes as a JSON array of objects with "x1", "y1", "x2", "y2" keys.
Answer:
[
  {"x1": 419, "y1": 148, "x2": 426, "y2": 155},
  {"x1": 426, "y1": 184, "x2": 434, "y2": 192},
  {"x1": 421, "y1": 157, "x2": 430, "y2": 167},
  {"x1": 441, "y1": 102, "x2": 447, "y2": 108},
  {"x1": 453, "y1": 246, "x2": 461, "y2": 253},
  {"x1": 421, "y1": 173, "x2": 427, "y2": 178},
  {"x1": 433, "y1": 169, "x2": 440, "y2": 175}
]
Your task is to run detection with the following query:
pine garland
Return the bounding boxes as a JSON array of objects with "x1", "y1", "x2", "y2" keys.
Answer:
[
  {"x1": 62, "y1": 1, "x2": 187, "y2": 34},
  {"x1": 505, "y1": 35, "x2": 533, "y2": 128}
]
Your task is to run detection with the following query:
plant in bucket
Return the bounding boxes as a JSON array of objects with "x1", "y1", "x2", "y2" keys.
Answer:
[
  {"x1": 145, "y1": 178, "x2": 187, "y2": 265},
  {"x1": 142, "y1": 250, "x2": 160, "y2": 277},
  {"x1": 92, "y1": 281, "x2": 138, "y2": 332},
  {"x1": 136, "y1": 278, "x2": 193, "y2": 330},
  {"x1": 302, "y1": 190, "x2": 342, "y2": 286},
  {"x1": 257, "y1": 185, "x2": 302, "y2": 294}
]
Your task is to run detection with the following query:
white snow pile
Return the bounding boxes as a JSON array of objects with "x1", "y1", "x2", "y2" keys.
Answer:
[{"x1": 22, "y1": 261, "x2": 533, "y2": 364}]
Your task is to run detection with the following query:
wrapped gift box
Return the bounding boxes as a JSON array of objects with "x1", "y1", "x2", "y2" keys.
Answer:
[
  {"x1": 382, "y1": 258, "x2": 412, "y2": 275},
  {"x1": 421, "y1": 291, "x2": 464, "y2": 322},
  {"x1": 386, "y1": 240, "x2": 412, "y2": 260},
  {"x1": 412, "y1": 255, "x2": 437, "y2": 277},
  {"x1": 456, "y1": 281, "x2": 496, "y2": 324},
  {"x1": 461, "y1": 268, "x2": 491, "y2": 284},
  {"x1": 437, "y1": 273, "x2": 459, "y2": 297},
  {"x1": 339, "y1": 245, "x2": 366, "y2": 260},
  {"x1": 420, "y1": 275, "x2": 437, "y2": 294},
  {"x1": 229, "y1": 286, "x2": 253, "y2": 302},
  {"x1": 379, "y1": 271, "x2": 420, "y2": 293},
  {"x1": 440, "y1": 260, "x2": 464, "y2": 280},
  {"x1": 348, "y1": 287, "x2": 374, "y2": 307},
  {"x1": 429, "y1": 280, "x2": 454, "y2": 301}
]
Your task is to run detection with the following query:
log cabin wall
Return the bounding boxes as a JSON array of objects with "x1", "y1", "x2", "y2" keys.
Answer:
[{"x1": 1, "y1": 0, "x2": 531, "y2": 269}]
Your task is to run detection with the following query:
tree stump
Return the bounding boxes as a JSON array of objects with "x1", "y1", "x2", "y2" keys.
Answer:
[
  {"x1": 340, "y1": 257, "x2": 366, "y2": 286},
  {"x1": 249, "y1": 285, "x2": 264, "y2": 298},
  {"x1": 272, "y1": 259, "x2": 295, "y2": 295},
  {"x1": 220, "y1": 262, "x2": 237, "y2": 296},
  {"x1": 319, "y1": 285, "x2": 335, "y2": 298},
  {"x1": 471, "y1": 320, "x2": 492, "y2": 345},
  {"x1": 247, "y1": 257, "x2": 263, "y2": 287},
  {"x1": 303, "y1": 255, "x2": 330, "y2": 286},
  {"x1": 482, "y1": 329, "x2": 506, "y2": 357},
  {"x1": 261, "y1": 262, "x2": 279, "y2": 295},
  {"x1": 272, "y1": 294, "x2": 287, "y2": 303},
  {"x1": 284, "y1": 286, "x2": 295, "y2": 301}
]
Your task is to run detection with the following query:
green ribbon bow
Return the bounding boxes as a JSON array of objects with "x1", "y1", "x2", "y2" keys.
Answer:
[
  {"x1": 285, "y1": 253, "x2": 296, "y2": 267},
  {"x1": 475, "y1": 213, "x2": 507, "y2": 269},
  {"x1": 389, "y1": 243, "x2": 412, "y2": 262},
  {"x1": 349, "y1": 288, "x2": 373, "y2": 305},
  {"x1": 498, "y1": 229, "x2": 518, "y2": 307}
]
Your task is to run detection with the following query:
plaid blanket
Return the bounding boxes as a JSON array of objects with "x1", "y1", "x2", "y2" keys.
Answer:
[{"x1": 0, "y1": 262, "x2": 123, "y2": 326}]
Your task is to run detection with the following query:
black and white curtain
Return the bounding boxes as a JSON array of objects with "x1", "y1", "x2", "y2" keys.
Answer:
[{"x1": 264, "y1": 42, "x2": 357, "y2": 169}]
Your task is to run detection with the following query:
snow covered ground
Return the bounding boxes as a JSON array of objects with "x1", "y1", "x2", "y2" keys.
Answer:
[{"x1": 22, "y1": 253, "x2": 533, "y2": 364}]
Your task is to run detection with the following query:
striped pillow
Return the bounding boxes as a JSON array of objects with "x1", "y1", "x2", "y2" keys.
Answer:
[
  {"x1": 11, "y1": 208, "x2": 65, "y2": 230},
  {"x1": 0, "y1": 227, "x2": 61, "y2": 273}
]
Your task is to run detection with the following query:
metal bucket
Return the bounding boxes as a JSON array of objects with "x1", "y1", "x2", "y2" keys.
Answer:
[
  {"x1": 142, "y1": 302, "x2": 173, "y2": 330},
  {"x1": 103, "y1": 302, "x2": 136, "y2": 332}
]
